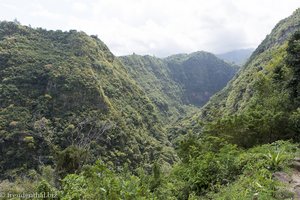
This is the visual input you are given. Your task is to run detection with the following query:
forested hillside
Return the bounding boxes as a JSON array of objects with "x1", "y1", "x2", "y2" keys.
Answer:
[
  {"x1": 119, "y1": 54, "x2": 187, "y2": 121},
  {"x1": 0, "y1": 21, "x2": 176, "y2": 180},
  {"x1": 120, "y1": 51, "x2": 236, "y2": 118},
  {"x1": 164, "y1": 52, "x2": 237, "y2": 107}
]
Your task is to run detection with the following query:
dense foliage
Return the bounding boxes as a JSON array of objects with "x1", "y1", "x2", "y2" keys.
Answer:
[
  {"x1": 164, "y1": 52, "x2": 237, "y2": 106},
  {"x1": 119, "y1": 54, "x2": 193, "y2": 121},
  {"x1": 0, "y1": 21, "x2": 175, "y2": 180},
  {"x1": 0, "y1": 139, "x2": 297, "y2": 200},
  {"x1": 120, "y1": 52, "x2": 237, "y2": 113}
]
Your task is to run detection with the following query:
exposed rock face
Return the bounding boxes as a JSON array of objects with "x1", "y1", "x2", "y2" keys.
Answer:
[{"x1": 273, "y1": 158, "x2": 300, "y2": 199}]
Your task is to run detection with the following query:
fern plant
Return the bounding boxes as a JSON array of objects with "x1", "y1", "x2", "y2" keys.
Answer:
[{"x1": 264, "y1": 151, "x2": 287, "y2": 171}]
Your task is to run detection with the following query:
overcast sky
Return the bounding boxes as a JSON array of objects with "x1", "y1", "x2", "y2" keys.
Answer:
[{"x1": 0, "y1": 0, "x2": 299, "y2": 57}]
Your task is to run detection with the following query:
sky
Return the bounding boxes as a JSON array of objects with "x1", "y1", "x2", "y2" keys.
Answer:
[{"x1": 0, "y1": 0, "x2": 300, "y2": 57}]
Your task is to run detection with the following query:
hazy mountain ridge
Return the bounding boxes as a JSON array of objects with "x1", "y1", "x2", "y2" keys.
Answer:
[{"x1": 217, "y1": 48, "x2": 254, "y2": 65}]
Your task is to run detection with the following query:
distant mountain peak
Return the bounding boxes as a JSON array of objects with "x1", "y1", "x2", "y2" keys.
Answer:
[{"x1": 216, "y1": 48, "x2": 255, "y2": 66}]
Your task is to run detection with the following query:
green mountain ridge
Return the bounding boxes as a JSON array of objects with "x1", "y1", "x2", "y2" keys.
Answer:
[
  {"x1": 119, "y1": 51, "x2": 237, "y2": 120},
  {"x1": 0, "y1": 21, "x2": 175, "y2": 178},
  {"x1": 164, "y1": 51, "x2": 237, "y2": 107},
  {"x1": 119, "y1": 54, "x2": 187, "y2": 121}
]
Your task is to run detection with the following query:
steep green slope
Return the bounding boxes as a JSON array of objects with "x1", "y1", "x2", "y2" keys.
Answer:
[
  {"x1": 201, "y1": 8, "x2": 300, "y2": 119},
  {"x1": 119, "y1": 54, "x2": 189, "y2": 121},
  {"x1": 184, "y1": 8, "x2": 300, "y2": 147},
  {"x1": 165, "y1": 51, "x2": 237, "y2": 107},
  {"x1": 120, "y1": 52, "x2": 237, "y2": 120},
  {"x1": 0, "y1": 21, "x2": 175, "y2": 178}
]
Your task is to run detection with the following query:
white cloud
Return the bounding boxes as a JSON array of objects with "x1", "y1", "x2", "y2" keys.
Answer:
[
  {"x1": 0, "y1": 0, "x2": 300, "y2": 56},
  {"x1": 72, "y1": 2, "x2": 89, "y2": 13},
  {"x1": 30, "y1": 5, "x2": 61, "y2": 20}
]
